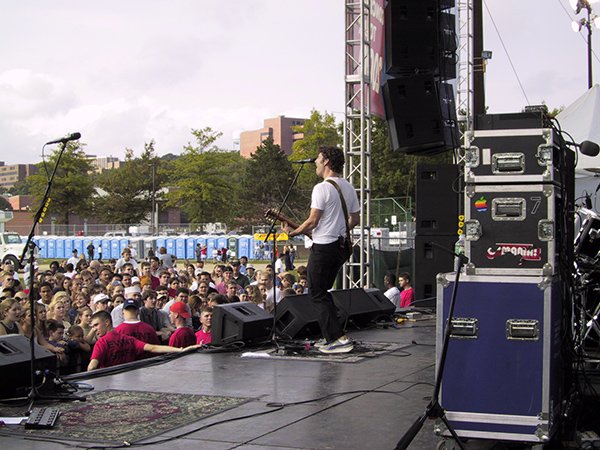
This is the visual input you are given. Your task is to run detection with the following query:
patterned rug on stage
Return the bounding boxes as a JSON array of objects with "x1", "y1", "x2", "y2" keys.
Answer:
[
  {"x1": 242, "y1": 341, "x2": 410, "y2": 363},
  {"x1": 0, "y1": 389, "x2": 250, "y2": 444}
]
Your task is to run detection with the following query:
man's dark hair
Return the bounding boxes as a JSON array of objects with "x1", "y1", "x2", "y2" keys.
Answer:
[
  {"x1": 319, "y1": 145, "x2": 345, "y2": 174},
  {"x1": 91, "y1": 310, "x2": 112, "y2": 325},
  {"x1": 39, "y1": 281, "x2": 53, "y2": 291},
  {"x1": 142, "y1": 289, "x2": 157, "y2": 301},
  {"x1": 176, "y1": 287, "x2": 190, "y2": 297},
  {"x1": 384, "y1": 273, "x2": 397, "y2": 286},
  {"x1": 66, "y1": 263, "x2": 74, "y2": 272},
  {"x1": 399, "y1": 272, "x2": 411, "y2": 283},
  {"x1": 47, "y1": 319, "x2": 65, "y2": 334},
  {"x1": 211, "y1": 294, "x2": 229, "y2": 305}
]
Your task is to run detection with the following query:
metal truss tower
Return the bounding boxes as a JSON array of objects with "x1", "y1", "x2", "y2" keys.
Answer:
[
  {"x1": 343, "y1": 0, "x2": 372, "y2": 289},
  {"x1": 456, "y1": 0, "x2": 474, "y2": 137}
]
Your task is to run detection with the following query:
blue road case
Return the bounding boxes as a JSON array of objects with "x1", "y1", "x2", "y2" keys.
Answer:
[{"x1": 436, "y1": 273, "x2": 563, "y2": 444}]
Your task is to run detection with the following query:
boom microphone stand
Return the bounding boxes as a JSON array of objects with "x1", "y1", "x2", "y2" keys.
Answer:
[
  {"x1": 263, "y1": 160, "x2": 311, "y2": 340},
  {"x1": 18, "y1": 135, "x2": 83, "y2": 407},
  {"x1": 394, "y1": 242, "x2": 468, "y2": 450}
]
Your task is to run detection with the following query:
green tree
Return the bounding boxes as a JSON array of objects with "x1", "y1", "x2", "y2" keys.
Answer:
[
  {"x1": 166, "y1": 127, "x2": 246, "y2": 226},
  {"x1": 8, "y1": 179, "x2": 32, "y2": 196},
  {"x1": 371, "y1": 116, "x2": 452, "y2": 211},
  {"x1": 95, "y1": 141, "x2": 167, "y2": 225},
  {"x1": 240, "y1": 136, "x2": 297, "y2": 225},
  {"x1": 28, "y1": 142, "x2": 95, "y2": 225},
  {"x1": 0, "y1": 196, "x2": 12, "y2": 210},
  {"x1": 289, "y1": 109, "x2": 342, "y2": 207}
]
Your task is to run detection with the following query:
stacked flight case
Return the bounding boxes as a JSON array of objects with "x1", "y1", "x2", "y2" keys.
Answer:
[{"x1": 436, "y1": 113, "x2": 573, "y2": 445}]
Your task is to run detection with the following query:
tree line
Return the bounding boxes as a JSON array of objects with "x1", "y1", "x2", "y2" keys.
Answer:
[{"x1": 6, "y1": 110, "x2": 450, "y2": 233}]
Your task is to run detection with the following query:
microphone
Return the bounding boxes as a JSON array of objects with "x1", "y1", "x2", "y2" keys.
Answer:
[
  {"x1": 581, "y1": 140, "x2": 600, "y2": 157},
  {"x1": 292, "y1": 158, "x2": 316, "y2": 164},
  {"x1": 45, "y1": 132, "x2": 81, "y2": 145}
]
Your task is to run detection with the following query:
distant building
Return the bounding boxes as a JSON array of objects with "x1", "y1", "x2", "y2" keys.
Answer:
[
  {"x1": 88, "y1": 155, "x2": 123, "y2": 173},
  {"x1": 0, "y1": 163, "x2": 38, "y2": 190},
  {"x1": 240, "y1": 115, "x2": 305, "y2": 158},
  {"x1": 8, "y1": 195, "x2": 34, "y2": 211}
]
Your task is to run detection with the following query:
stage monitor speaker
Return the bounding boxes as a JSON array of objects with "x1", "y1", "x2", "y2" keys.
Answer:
[
  {"x1": 414, "y1": 235, "x2": 456, "y2": 307},
  {"x1": 416, "y1": 164, "x2": 460, "y2": 236},
  {"x1": 385, "y1": 0, "x2": 456, "y2": 79},
  {"x1": 382, "y1": 75, "x2": 458, "y2": 155},
  {"x1": 0, "y1": 334, "x2": 56, "y2": 399},
  {"x1": 212, "y1": 302, "x2": 274, "y2": 346},
  {"x1": 274, "y1": 294, "x2": 321, "y2": 340},
  {"x1": 332, "y1": 288, "x2": 396, "y2": 327}
]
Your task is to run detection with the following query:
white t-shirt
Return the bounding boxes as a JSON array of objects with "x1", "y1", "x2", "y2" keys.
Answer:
[
  {"x1": 384, "y1": 287, "x2": 401, "y2": 311},
  {"x1": 310, "y1": 177, "x2": 360, "y2": 245}
]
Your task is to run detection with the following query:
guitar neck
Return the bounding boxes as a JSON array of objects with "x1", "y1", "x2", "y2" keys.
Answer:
[{"x1": 265, "y1": 210, "x2": 311, "y2": 239}]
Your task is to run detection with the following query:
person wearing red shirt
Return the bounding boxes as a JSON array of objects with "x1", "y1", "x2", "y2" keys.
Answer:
[{"x1": 169, "y1": 301, "x2": 196, "y2": 347}]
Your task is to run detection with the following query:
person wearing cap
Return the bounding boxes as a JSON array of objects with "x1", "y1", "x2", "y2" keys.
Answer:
[
  {"x1": 115, "y1": 298, "x2": 160, "y2": 347},
  {"x1": 92, "y1": 293, "x2": 110, "y2": 312},
  {"x1": 246, "y1": 264, "x2": 256, "y2": 283},
  {"x1": 162, "y1": 288, "x2": 192, "y2": 327},
  {"x1": 168, "y1": 301, "x2": 196, "y2": 347},
  {"x1": 111, "y1": 286, "x2": 142, "y2": 328},
  {"x1": 189, "y1": 268, "x2": 203, "y2": 292},
  {"x1": 87, "y1": 310, "x2": 198, "y2": 371},
  {"x1": 230, "y1": 260, "x2": 249, "y2": 288}
]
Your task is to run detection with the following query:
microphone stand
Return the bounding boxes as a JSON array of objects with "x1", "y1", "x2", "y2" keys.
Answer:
[
  {"x1": 394, "y1": 241, "x2": 468, "y2": 450},
  {"x1": 18, "y1": 140, "x2": 83, "y2": 408},
  {"x1": 264, "y1": 161, "x2": 309, "y2": 342}
]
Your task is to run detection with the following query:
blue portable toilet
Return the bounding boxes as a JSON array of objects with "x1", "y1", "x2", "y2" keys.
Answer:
[
  {"x1": 55, "y1": 238, "x2": 65, "y2": 259},
  {"x1": 92, "y1": 238, "x2": 101, "y2": 259},
  {"x1": 47, "y1": 238, "x2": 56, "y2": 259},
  {"x1": 156, "y1": 238, "x2": 166, "y2": 252},
  {"x1": 186, "y1": 237, "x2": 197, "y2": 260},
  {"x1": 101, "y1": 239, "x2": 110, "y2": 260},
  {"x1": 165, "y1": 238, "x2": 175, "y2": 256},
  {"x1": 73, "y1": 238, "x2": 84, "y2": 256},
  {"x1": 175, "y1": 237, "x2": 186, "y2": 259},
  {"x1": 110, "y1": 239, "x2": 120, "y2": 259},
  {"x1": 64, "y1": 238, "x2": 73, "y2": 258},
  {"x1": 207, "y1": 236, "x2": 216, "y2": 259},
  {"x1": 119, "y1": 238, "x2": 129, "y2": 256},
  {"x1": 37, "y1": 237, "x2": 47, "y2": 259},
  {"x1": 238, "y1": 235, "x2": 251, "y2": 259},
  {"x1": 217, "y1": 237, "x2": 227, "y2": 251}
]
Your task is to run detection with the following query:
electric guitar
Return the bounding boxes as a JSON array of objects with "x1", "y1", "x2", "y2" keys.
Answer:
[{"x1": 264, "y1": 209, "x2": 312, "y2": 239}]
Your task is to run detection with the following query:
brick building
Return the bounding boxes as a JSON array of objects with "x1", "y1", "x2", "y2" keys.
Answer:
[
  {"x1": 239, "y1": 115, "x2": 305, "y2": 158},
  {"x1": 0, "y1": 163, "x2": 38, "y2": 190}
]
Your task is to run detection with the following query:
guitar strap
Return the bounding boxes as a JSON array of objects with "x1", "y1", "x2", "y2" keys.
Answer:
[{"x1": 326, "y1": 179, "x2": 352, "y2": 246}]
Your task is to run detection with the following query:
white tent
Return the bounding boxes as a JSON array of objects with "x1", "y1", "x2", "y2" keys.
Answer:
[
  {"x1": 557, "y1": 84, "x2": 600, "y2": 174},
  {"x1": 556, "y1": 85, "x2": 600, "y2": 206}
]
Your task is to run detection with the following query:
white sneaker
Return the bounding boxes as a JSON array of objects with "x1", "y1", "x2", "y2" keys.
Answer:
[
  {"x1": 313, "y1": 338, "x2": 328, "y2": 348},
  {"x1": 318, "y1": 339, "x2": 353, "y2": 354}
]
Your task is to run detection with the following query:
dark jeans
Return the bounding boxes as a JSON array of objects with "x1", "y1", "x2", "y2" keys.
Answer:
[{"x1": 307, "y1": 239, "x2": 345, "y2": 343}]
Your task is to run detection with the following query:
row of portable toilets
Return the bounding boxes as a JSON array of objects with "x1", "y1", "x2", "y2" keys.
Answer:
[{"x1": 33, "y1": 235, "x2": 268, "y2": 261}]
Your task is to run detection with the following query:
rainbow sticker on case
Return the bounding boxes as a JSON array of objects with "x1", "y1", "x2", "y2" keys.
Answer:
[{"x1": 475, "y1": 196, "x2": 487, "y2": 212}]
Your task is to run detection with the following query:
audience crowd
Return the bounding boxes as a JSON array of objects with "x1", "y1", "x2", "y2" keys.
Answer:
[{"x1": 0, "y1": 247, "x2": 312, "y2": 374}]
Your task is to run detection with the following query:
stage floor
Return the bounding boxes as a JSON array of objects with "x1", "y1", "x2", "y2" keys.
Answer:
[{"x1": 3, "y1": 320, "x2": 443, "y2": 450}]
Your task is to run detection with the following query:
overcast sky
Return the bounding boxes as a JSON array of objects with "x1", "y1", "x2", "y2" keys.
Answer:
[{"x1": 0, "y1": 0, "x2": 596, "y2": 164}]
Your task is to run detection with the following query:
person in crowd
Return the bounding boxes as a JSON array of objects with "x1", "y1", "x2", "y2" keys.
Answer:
[
  {"x1": 195, "y1": 307, "x2": 213, "y2": 345},
  {"x1": 0, "y1": 298, "x2": 23, "y2": 335},
  {"x1": 47, "y1": 294, "x2": 71, "y2": 329},
  {"x1": 92, "y1": 293, "x2": 111, "y2": 313},
  {"x1": 225, "y1": 281, "x2": 240, "y2": 302},
  {"x1": 115, "y1": 248, "x2": 139, "y2": 273},
  {"x1": 38, "y1": 281, "x2": 54, "y2": 306},
  {"x1": 19, "y1": 303, "x2": 66, "y2": 361},
  {"x1": 168, "y1": 301, "x2": 197, "y2": 347},
  {"x1": 398, "y1": 272, "x2": 414, "y2": 308},
  {"x1": 115, "y1": 298, "x2": 160, "y2": 346},
  {"x1": 216, "y1": 266, "x2": 240, "y2": 295},
  {"x1": 279, "y1": 273, "x2": 296, "y2": 291},
  {"x1": 111, "y1": 286, "x2": 142, "y2": 327},
  {"x1": 281, "y1": 288, "x2": 296, "y2": 298},
  {"x1": 139, "y1": 290, "x2": 174, "y2": 343},
  {"x1": 64, "y1": 263, "x2": 76, "y2": 279},
  {"x1": 162, "y1": 287, "x2": 192, "y2": 327},
  {"x1": 67, "y1": 249, "x2": 80, "y2": 268},
  {"x1": 65, "y1": 324, "x2": 91, "y2": 373},
  {"x1": 75, "y1": 306, "x2": 96, "y2": 345},
  {"x1": 87, "y1": 242, "x2": 95, "y2": 261},
  {"x1": 383, "y1": 273, "x2": 401, "y2": 311},
  {"x1": 230, "y1": 259, "x2": 249, "y2": 288},
  {"x1": 158, "y1": 246, "x2": 173, "y2": 269},
  {"x1": 259, "y1": 272, "x2": 280, "y2": 312},
  {"x1": 98, "y1": 266, "x2": 113, "y2": 288},
  {"x1": 246, "y1": 264, "x2": 256, "y2": 283},
  {"x1": 243, "y1": 285, "x2": 262, "y2": 309},
  {"x1": 87, "y1": 311, "x2": 196, "y2": 371}
]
